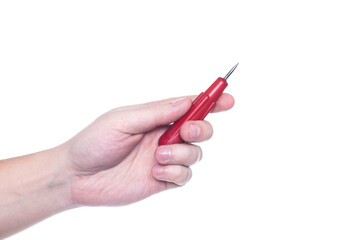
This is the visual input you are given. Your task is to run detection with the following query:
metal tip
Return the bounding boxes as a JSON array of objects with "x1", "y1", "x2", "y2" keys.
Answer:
[{"x1": 224, "y1": 63, "x2": 239, "y2": 80}]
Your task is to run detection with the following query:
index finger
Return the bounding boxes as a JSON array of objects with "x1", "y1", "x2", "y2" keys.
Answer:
[
  {"x1": 115, "y1": 93, "x2": 234, "y2": 113},
  {"x1": 185, "y1": 93, "x2": 235, "y2": 113}
]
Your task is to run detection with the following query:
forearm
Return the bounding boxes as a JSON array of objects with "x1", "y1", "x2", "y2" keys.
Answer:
[{"x1": 0, "y1": 147, "x2": 73, "y2": 239}]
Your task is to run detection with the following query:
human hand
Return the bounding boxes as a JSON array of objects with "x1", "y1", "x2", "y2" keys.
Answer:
[{"x1": 60, "y1": 94, "x2": 234, "y2": 206}]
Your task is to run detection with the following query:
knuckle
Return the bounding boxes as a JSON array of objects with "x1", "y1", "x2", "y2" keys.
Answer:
[
  {"x1": 176, "y1": 168, "x2": 192, "y2": 186},
  {"x1": 175, "y1": 167, "x2": 184, "y2": 179},
  {"x1": 190, "y1": 145, "x2": 202, "y2": 164},
  {"x1": 203, "y1": 121, "x2": 213, "y2": 138},
  {"x1": 196, "y1": 146, "x2": 203, "y2": 162},
  {"x1": 209, "y1": 124, "x2": 213, "y2": 138}
]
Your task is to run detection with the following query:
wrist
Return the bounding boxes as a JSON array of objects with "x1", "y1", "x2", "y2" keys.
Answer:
[
  {"x1": 48, "y1": 145, "x2": 76, "y2": 210},
  {"x1": 0, "y1": 146, "x2": 75, "y2": 238}
]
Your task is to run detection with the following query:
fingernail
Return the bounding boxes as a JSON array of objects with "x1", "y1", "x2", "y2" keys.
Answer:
[
  {"x1": 171, "y1": 97, "x2": 186, "y2": 106},
  {"x1": 154, "y1": 166, "x2": 164, "y2": 176},
  {"x1": 158, "y1": 147, "x2": 171, "y2": 163},
  {"x1": 189, "y1": 123, "x2": 200, "y2": 139}
]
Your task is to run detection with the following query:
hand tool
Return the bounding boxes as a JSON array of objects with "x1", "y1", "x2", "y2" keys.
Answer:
[{"x1": 158, "y1": 63, "x2": 239, "y2": 145}]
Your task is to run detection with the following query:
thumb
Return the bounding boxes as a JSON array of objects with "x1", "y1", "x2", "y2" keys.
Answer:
[{"x1": 112, "y1": 97, "x2": 192, "y2": 134}]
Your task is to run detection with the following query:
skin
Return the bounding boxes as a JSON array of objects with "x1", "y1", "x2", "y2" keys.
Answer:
[{"x1": 0, "y1": 93, "x2": 234, "y2": 238}]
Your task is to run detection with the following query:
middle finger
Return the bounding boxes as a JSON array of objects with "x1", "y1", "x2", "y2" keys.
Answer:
[{"x1": 155, "y1": 144, "x2": 202, "y2": 166}]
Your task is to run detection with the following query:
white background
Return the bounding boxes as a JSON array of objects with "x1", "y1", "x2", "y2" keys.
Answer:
[{"x1": 1, "y1": 0, "x2": 337, "y2": 239}]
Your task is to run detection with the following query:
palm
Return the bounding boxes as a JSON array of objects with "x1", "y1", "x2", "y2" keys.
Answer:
[
  {"x1": 70, "y1": 125, "x2": 168, "y2": 206},
  {"x1": 67, "y1": 95, "x2": 233, "y2": 206}
]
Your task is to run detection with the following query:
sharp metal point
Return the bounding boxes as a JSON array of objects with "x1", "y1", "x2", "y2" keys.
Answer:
[{"x1": 224, "y1": 63, "x2": 239, "y2": 80}]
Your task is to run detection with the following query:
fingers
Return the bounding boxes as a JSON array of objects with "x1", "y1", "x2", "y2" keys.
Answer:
[
  {"x1": 152, "y1": 143, "x2": 202, "y2": 186},
  {"x1": 180, "y1": 120, "x2": 213, "y2": 143},
  {"x1": 155, "y1": 144, "x2": 202, "y2": 166},
  {"x1": 174, "y1": 93, "x2": 234, "y2": 113},
  {"x1": 152, "y1": 165, "x2": 192, "y2": 186},
  {"x1": 211, "y1": 93, "x2": 235, "y2": 113},
  {"x1": 111, "y1": 97, "x2": 193, "y2": 134},
  {"x1": 161, "y1": 93, "x2": 234, "y2": 112},
  {"x1": 151, "y1": 119, "x2": 212, "y2": 186},
  {"x1": 108, "y1": 93, "x2": 234, "y2": 135}
]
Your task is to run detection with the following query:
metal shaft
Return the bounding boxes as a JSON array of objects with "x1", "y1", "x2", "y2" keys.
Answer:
[{"x1": 224, "y1": 63, "x2": 239, "y2": 80}]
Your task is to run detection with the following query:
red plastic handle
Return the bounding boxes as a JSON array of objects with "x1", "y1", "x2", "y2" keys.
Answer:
[{"x1": 158, "y1": 77, "x2": 228, "y2": 145}]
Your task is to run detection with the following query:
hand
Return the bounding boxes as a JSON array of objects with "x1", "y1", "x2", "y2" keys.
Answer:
[
  {"x1": 61, "y1": 93, "x2": 234, "y2": 206},
  {"x1": 0, "y1": 93, "x2": 234, "y2": 238}
]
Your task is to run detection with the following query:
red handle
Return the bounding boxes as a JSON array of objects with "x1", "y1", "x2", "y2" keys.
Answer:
[{"x1": 158, "y1": 77, "x2": 228, "y2": 145}]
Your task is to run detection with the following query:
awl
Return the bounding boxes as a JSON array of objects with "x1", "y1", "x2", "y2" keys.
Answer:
[{"x1": 158, "y1": 63, "x2": 239, "y2": 145}]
